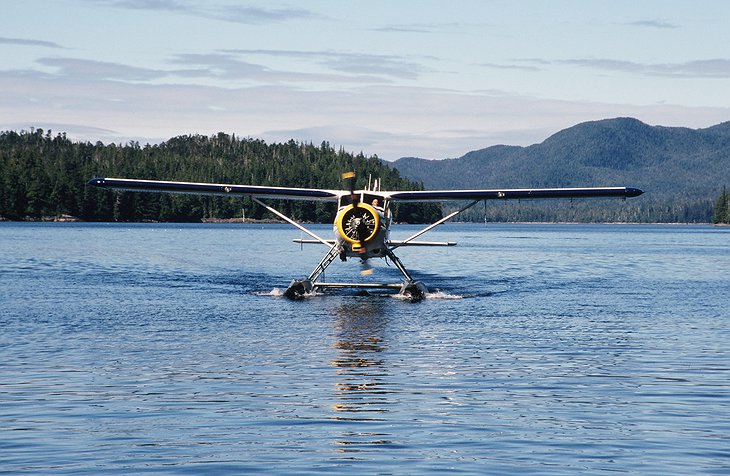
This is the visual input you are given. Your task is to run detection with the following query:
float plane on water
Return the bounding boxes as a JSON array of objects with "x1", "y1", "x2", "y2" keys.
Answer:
[{"x1": 88, "y1": 173, "x2": 642, "y2": 302}]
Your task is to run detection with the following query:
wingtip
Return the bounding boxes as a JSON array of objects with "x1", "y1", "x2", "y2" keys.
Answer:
[{"x1": 627, "y1": 187, "x2": 644, "y2": 197}]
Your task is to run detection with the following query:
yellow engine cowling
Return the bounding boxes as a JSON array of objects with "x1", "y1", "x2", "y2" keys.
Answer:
[{"x1": 335, "y1": 203, "x2": 381, "y2": 252}]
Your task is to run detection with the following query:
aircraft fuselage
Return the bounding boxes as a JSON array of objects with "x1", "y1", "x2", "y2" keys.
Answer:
[{"x1": 334, "y1": 192, "x2": 390, "y2": 259}]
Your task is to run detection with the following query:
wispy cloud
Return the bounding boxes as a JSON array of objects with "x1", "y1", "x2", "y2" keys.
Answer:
[
  {"x1": 322, "y1": 52, "x2": 424, "y2": 80},
  {"x1": 373, "y1": 25, "x2": 436, "y2": 34},
  {"x1": 371, "y1": 22, "x2": 463, "y2": 34},
  {"x1": 517, "y1": 56, "x2": 730, "y2": 78},
  {"x1": 37, "y1": 57, "x2": 170, "y2": 82},
  {"x1": 561, "y1": 58, "x2": 730, "y2": 78},
  {"x1": 100, "y1": 0, "x2": 190, "y2": 12},
  {"x1": 0, "y1": 36, "x2": 64, "y2": 49},
  {"x1": 92, "y1": 0, "x2": 316, "y2": 24},
  {"x1": 170, "y1": 51, "x2": 396, "y2": 84},
  {"x1": 221, "y1": 49, "x2": 426, "y2": 81},
  {"x1": 169, "y1": 53, "x2": 273, "y2": 80},
  {"x1": 24, "y1": 52, "x2": 399, "y2": 86},
  {"x1": 213, "y1": 5, "x2": 317, "y2": 24},
  {"x1": 479, "y1": 62, "x2": 541, "y2": 72},
  {"x1": 625, "y1": 19, "x2": 679, "y2": 29},
  {"x1": 3, "y1": 66, "x2": 729, "y2": 159}
]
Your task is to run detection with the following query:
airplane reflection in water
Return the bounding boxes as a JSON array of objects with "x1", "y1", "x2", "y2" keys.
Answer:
[{"x1": 329, "y1": 301, "x2": 396, "y2": 451}]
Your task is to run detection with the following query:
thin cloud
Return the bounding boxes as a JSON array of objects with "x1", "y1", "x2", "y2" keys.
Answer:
[
  {"x1": 560, "y1": 58, "x2": 644, "y2": 73},
  {"x1": 480, "y1": 62, "x2": 541, "y2": 72},
  {"x1": 371, "y1": 22, "x2": 463, "y2": 34},
  {"x1": 169, "y1": 53, "x2": 273, "y2": 80},
  {"x1": 625, "y1": 19, "x2": 679, "y2": 29},
  {"x1": 91, "y1": 0, "x2": 316, "y2": 24},
  {"x1": 102, "y1": 0, "x2": 189, "y2": 11},
  {"x1": 221, "y1": 49, "x2": 425, "y2": 81},
  {"x1": 0, "y1": 36, "x2": 64, "y2": 49},
  {"x1": 324, "y1": 53, "x2": 423, "y2": 80},
  {"x1": 37, "y1": 57, "x2": 169, "y2": 82},
  {"x1": 373, "y1": 25, "x2": 437, "y2": 34},
  {"x1": 170, "y1": 52, "x2": 394, "y2": 84},
  {"x1": 26, "y1": 53, "x2": 393, "y2": 86},
  {"x1": 3, "y1": 69, "x2": 730, "y2": 160},
  {"x1": 561, "y1": 58, "x2": 730, "y2": 78},
  {"x1": 211, "y1": 5, "x2": 317, "y2": 24}
]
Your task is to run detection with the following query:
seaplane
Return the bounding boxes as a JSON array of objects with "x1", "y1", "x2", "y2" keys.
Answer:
[{"x1": 88, "y1": 173, "x2": 642, "y2": 302}]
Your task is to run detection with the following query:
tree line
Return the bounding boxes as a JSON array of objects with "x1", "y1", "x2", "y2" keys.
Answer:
[
  {"x1": 714, "y1": 187, "x2": 730, "y2": 224},
  {"x1": 2, "y1": 128, "x2": 725, "y2": 224},
  {"x1": 0, "y1": 129, "x2": 440, "y2": 223}
]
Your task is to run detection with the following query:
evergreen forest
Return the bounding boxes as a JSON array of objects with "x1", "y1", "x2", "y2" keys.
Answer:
[
  {"x1": 0, "y1": 129, "x2": 440, "y2": 223},
  {"x1": 714, "y1": 188, "x2": 730, "y2": 224},
  {"x1": 2, "y1": 122, "x2": 728, "y2": 224}
]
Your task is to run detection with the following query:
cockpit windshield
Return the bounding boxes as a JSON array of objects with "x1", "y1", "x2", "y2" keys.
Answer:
[{"x1": 338, "y1": 193, "x2": 385, "y2": 209}]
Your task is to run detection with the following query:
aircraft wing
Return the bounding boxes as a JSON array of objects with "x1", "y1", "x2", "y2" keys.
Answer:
[
  {"x1": 87, "y1": 177, "x2": 342, "y2": 201},
  {"x1": 384, "y1": 187, "x2": 643, "y2": 202}
]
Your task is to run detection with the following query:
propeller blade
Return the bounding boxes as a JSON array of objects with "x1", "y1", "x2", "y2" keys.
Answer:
[
  {"x1": 341, "y1": 171, "x2": 358, "y2": 205},
  {"x1": 360, "y1": 261, "x2": 374, "y2": 276}
]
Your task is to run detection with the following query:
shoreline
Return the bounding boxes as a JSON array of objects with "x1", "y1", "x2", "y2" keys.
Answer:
[{"x1": 1, "y1": 215, "x2": 724, "y2": 226}]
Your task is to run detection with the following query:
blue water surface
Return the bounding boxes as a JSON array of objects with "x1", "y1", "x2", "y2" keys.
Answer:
[{"x1": 1, "y1": 222, "x2": 728, "y2": 474}]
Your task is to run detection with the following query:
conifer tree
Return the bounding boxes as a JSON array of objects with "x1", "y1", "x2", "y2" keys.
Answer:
[{"x1": 713, "y1": 187, "x2": 729, "y2": 224}]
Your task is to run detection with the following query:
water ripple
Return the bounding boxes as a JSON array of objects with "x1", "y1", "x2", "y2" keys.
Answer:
[{"x1": 1, "y1": 223, "x2": 729, "y2": 474}]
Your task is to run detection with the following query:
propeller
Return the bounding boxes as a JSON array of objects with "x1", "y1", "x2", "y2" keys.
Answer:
[
  {"x1": 337, "y1": 171, "x2": 380, "y2": 253},
  {"x1": 341, "y1": 206, "x2": 377, "y2": 242},
  {"x1": 341, "y1": 171, "x2": 358, "y2": 205}
]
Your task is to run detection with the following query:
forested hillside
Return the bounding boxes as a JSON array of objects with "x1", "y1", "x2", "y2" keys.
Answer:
[
  {"x1": 4, "y1": 119, "x2": 728, "y2": 224},
  {"x1": 714, "y1": 188, "x2": 730, "y2": 224},
  {"x1": 0, "y1": 129, "x2": 439, "y2": 223},
  {"x1": 392, "y1": 118, "x2": 730, "y2": 223}
]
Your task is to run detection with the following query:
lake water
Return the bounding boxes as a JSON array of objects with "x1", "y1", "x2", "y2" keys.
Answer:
[{"x1": 1, "y1": 222, "x2": 728, "y2": 474}]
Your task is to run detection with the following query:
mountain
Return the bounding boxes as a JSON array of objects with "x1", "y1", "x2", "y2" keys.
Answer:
[{"x1": 391, "y1": 118, "x2": 730, "y2": 222}]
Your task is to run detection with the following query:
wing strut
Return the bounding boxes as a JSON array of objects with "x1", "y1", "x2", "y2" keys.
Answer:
[
  {"x1": 251, "y1": 197, "x2": 331, "y2": 247},
  {"x1": 390, "y1": 200, "x2": 479, "y2": 250}
]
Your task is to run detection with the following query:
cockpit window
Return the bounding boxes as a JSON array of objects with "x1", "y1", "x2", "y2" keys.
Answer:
[
  {"x1": 339, "y1": 195, "x2": 354, "y2": 207},
  {"x1": 364, "y1": 194, "x2": 385, "y2": 208},
  {"x1": 339, "y1": 194, "x2": 385, "y2": 209}
]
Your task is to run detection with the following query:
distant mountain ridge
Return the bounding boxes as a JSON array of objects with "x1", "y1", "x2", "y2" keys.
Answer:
[{"x1": 390, "y1": 118, "x2": 730, "y2": 222}]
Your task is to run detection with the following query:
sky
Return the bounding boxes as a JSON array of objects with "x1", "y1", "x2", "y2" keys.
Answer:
[{"x1": 2, "y1": 0, "x2": 730, "y2": 160}]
